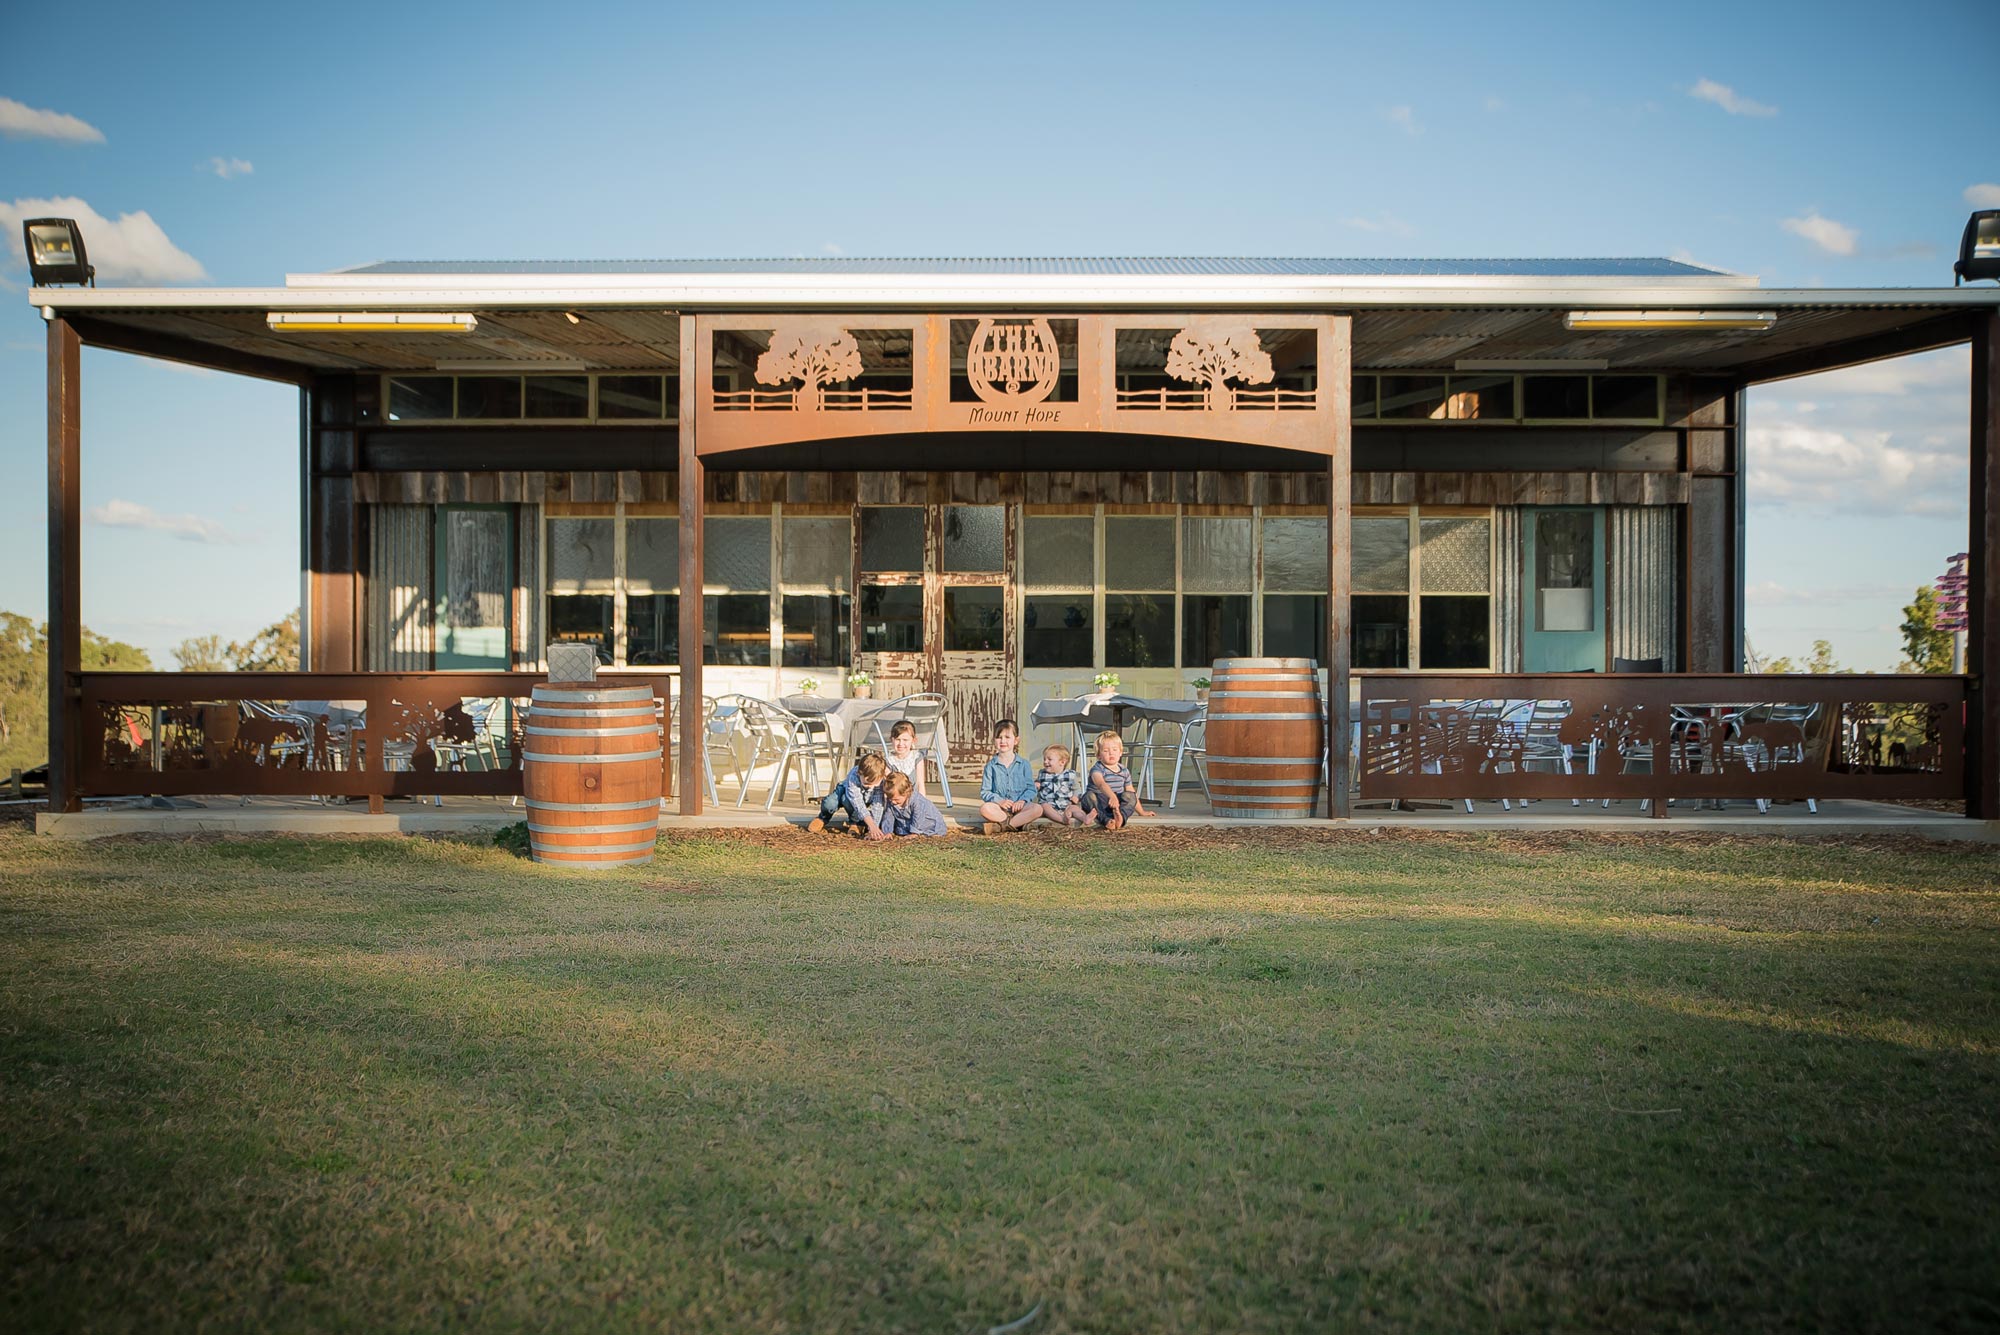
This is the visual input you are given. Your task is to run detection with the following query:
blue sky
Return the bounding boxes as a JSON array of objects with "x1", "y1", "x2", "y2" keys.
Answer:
[{"x1": 2, "y1": 0, "x2": 1994, "y2": 668}]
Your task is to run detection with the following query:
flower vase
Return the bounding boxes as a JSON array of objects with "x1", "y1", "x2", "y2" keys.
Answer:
[{"x1": 854, "y1": 685, "x2": 871, "y2": 700}]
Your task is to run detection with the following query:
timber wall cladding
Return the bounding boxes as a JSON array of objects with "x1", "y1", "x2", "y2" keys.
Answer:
[{"x1": 351, "y1": 469, "x2": 1693, "y2": 508}]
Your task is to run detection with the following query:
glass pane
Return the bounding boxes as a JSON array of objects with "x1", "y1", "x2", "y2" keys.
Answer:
[
  {"x1": 944, "y1": 587, "x2": 1004, "y2": 651},
  {"x1": 1381, "y1": 375, "x2": 1448, "y2": 420},
  {"x1": 524, "y1": 376, "x2": 589, "y2": 418},
  {"x1": 1351, "y1": 373, "x2": 1377, "y2": 419},
  {"x1": 1593, "y1": 375, "x2": 1660, "y2": 419},
  {"x1": 1105, "y1": 516, "x2": 1174, "y2": 590},
  {"x1": 1445, "y1": 374, "x2": 1515, "y2": 420},
  {"x1": 942, "y1": 506, "x2": 1005, "y2": 572},
  {"x1": 1352, "y1": 517, "x2": 1410, "y2": 593},
  {"x1": 1105, "y1": 593, "x2": 1174, "y2": 667},
  {"x1": 456, "y1": 377, "x2": 522, "y2": 419},
  {"x1": 782, "y1": 516, "x2": 851, "y2": 594},
  {"x1": 1524, "y1": 375, "x2": 1589, "y2": 419},
  {"x1": 597, "y1": 375, "x2": 666, "y2": 419},
  {"x1": 387, "y1": 376, "x2": 453, "y2": 421},
  {"x1": 859, "y1": 584, "x2": 923, "y2": 652},
  {"x1": 704, "y1": 517, "x2": 771, "y2": 592},
  {"x1": 547, "y1": 594, "x2": 613, "y2": 665},
  {"x1": 440, "y1": 509, "x2": 509, "y2": 634},
  {"x1": 1181, "y1": 517, "x2": 1250, "y2": 593},
  {"x1": 1421, "y1": 596, "x2": 1490, "y2": 669},
  {"x1": 707, "y1": 594, "x2": 771, "y2": 666},
  {"x1": 1183, "y1": 594, "x2": 1250, "y2": 666},
  {"x1": 860, "y1": 506, "x2": 924, "y2": 571},
  {"x1": 1023, "y1": 594, "x2": 1092, "y2": 667},
  {"x1": 1261, "y1": 517, "x2": 1327, "y2": 592},
  {"x1": 1262, "y1": 594, "x2": 1325, "y2": 660},
  {"x1": 1420, "y1": 517, "x2": 1491, "y2": 593},
  {"x1": 626, "y1": 518, "x2": 678, "y2": 596},
  {"x1": 1024, "y1": 516, "x2": 1093, "y2": 589},
  {"x1": 783, "y1": 593, "x2": 849, "y2": 667},
  {"x1": 628, "y1": 593, "x2": 678, "y2": 665},
  {"x1": 1353, "y1": 594, "x2": 1410, "y2": 669},
  {"x1": 548, "y1": 518, "x2": 614, "y2": 593},
  {"x1": 1535, "y1": 510, "x2": 1595, "y2": 632}
]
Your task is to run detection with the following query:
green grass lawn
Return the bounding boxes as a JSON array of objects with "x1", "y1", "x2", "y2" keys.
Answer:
[{"x1": 1, "y1": 825, "x2": 1996, "y2": 1333}]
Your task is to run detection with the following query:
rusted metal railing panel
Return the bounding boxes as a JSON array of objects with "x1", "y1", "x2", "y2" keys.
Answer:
[
  {"x1": 77, "y1": 671, "x2": 676, "y2": 801},
  {"x1": 1357, "y1": 673, "x2": 1965, "y2": 810}
]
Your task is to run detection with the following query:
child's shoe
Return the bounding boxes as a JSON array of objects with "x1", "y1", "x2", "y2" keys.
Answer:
[{"x1": 807, "y1": 817, "x2": 826, "y2": 834}]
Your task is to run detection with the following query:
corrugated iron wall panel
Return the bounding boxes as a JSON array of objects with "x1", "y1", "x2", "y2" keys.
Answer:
[
  {"x1": 1494, "y1": 506, "x2": 1523, "y2": 671},
  {"x1": 365, "y1": 504, "x2": 433, "y2": 670},
  {"x1": 1608, "y1": 506, "x2": 1678, "y2": 669}
]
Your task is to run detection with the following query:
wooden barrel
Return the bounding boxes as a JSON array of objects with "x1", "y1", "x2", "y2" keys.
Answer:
[
  {"x1": 1204, "y1": 658, "x2": 1324, "y2": 819},
  {"x1": 522, "y1": 684, "x2": 663, "y2": 866}
]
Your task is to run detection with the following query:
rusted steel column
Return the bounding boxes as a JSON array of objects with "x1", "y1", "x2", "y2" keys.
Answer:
[
  {"x1": 677, "y1": 315, "x2": 705, "y2": 816},
  {"x1": 1325, "y1": 315, "x2": 1353, "y2": 818},
  {"x1": 1971, "y1": 311, "x2": 1999, "y2": 821},
  {"x1": 46, "y1": 318, "x2": 82, "y2": 813}
]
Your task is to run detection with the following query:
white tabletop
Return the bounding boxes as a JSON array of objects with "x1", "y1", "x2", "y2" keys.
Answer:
[{"x1": 778, "y1": 696, "x2": 950, "y2": 756}]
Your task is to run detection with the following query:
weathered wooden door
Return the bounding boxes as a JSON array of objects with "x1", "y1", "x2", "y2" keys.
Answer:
[{"x1": 853, "y1": 503, "x2": 1016, "y2": 778}]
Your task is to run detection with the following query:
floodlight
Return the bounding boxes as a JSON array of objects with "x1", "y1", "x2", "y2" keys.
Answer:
[
  {"x1": 22, "y1": 218, "x2": 93, "y2": 287},
  {"x1": 1955, "y1": 210, "x2": 2000, "y2": 284}
]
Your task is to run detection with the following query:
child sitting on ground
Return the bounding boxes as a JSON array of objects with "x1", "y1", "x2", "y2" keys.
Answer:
[
  {"x1": 1085, "y1": 730, "x2": 1150, "y2": 831},
  {"x1": 808, "y1": 752, "x2": 890, "y2": 840},
  {"x1": 884, "y1": 769, "x2": 950, "y2": 838},
  {"x1": 1032, "y1": 743, "x2": 1086, "y2": 827},
  {"x1": 978, "y1": 718, "x2": 1039, "y2": 833},
  {"x1": 883, "y1": 719, "x2": 928, "y2": 800}
]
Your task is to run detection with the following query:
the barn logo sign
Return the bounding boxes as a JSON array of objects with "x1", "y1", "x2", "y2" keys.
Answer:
[{"x1": 964, "y1": 317, "x2": 1061, "y2": 406}]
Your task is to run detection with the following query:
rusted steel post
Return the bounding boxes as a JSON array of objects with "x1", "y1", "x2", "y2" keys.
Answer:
[
  {"x1": 677, "y1": 315, "x2": 705, "y2": 816},
  {"x1": 1970, "y1": 311, "x2": 1999, "y2": 821},
  {"x1": 46, "y1": 317, "x2": 82, "y2": 813},
  {"x1": 1325, "y1": 316, "x2": 1353, "y2": 818}
]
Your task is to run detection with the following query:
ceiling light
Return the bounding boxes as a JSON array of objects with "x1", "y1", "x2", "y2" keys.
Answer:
[
  {"x1": 1564, "y1": 310, "x2": 1776, "y2": 332},
  {"x1": 22, "y1": 218, "x2": 93, "y2": 287},
  {"x1": 564, "y1": 311, "x2": 582, "y2": 324},
  {"x1": 1454, "y1": 358, "x2": 1609, "y2": 371},
  {"x1": 1956, "y1": 210, "x2": 2000, "y2": 284},
  {"x1": 267, "y1": 312, "x2": 479, "y2": 333}
]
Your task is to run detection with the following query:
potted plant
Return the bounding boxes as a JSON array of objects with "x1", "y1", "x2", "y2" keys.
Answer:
[
  {"x1": 1091, "y1": 671, "x2": 1121, "y2": 702},
  {"x1": 847, "y1": 669, "x2": 872, "y2": 700},
  {"x1": 798, "y1": 677, "x2": 821, "y2": 696},
  {"x1": 1192, "y1": 676, "x2": 1211, "y2": 704}
]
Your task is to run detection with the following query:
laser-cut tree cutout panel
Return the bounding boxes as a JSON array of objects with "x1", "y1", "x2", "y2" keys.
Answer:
[
  {"x1": 1164, "y1": 321, "x2": 1275, "y2": 409},
  {"x1": 755, "y1": 320, "x2": 864, "y2": 411}
]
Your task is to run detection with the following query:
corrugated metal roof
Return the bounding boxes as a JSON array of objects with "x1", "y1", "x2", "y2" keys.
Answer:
[{"x1": 336, "y1": 256, "x2": 1735, "y2": 279}]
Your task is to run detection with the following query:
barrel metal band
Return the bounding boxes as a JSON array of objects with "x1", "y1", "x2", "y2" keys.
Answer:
[
  {"x1": 1213, "y1": 794, "x2": 1320, "y2": 805},
  {"x1": 1205, "y1": 755, "x2": 1325, "y2": 765},
  {"x1": 528, "y1": 819, "x2": 661, "y2": 835},
  {"x1": 521, "y1": 798, "x2": 661, "y2": 813},
  {"x1": 529, "y1": 704, "x2": 658, "y2": 718},
  {"x1": 532, "y1": 687, "x2": 655, "y2": 703},
  {"x1": 1205, "y1": 712, "x2": 1324, "y2": 721},
  {"x1": 529, "y1": 840, "x2": 657, "y2": 854},
  {"x1": 525, "y1": 723, "x2": 661, "y2": 737},
  {"x1": 521, "y1": 749, "x2": 663, "y2": 763},
  {"x1": 1208, "y1": 776, "x2": 1326, "y2": 788}
]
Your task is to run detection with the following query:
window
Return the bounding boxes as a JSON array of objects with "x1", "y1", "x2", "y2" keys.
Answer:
[
  {"x1": 1351, "y1": 516, "x2": 1411, "y2": 668},
  {"x1": 945, "y1": 587, "x2": 1004, "y2": 651},
  {"x1": 859, "y1": 584, "x2": 922, "y2": 652},
  {"x1": 941, "y1": 506, "x2": 1005, "y2": 572},
  {"x1": 524, "y1": 376, "x2": 589, "y2": 419},
  {"x1": 1104, "y1": 515, "x2": 1174, "y2": 668},
  {"x1": 597, "y1": 375, "x2": 670, "y2": 419},
  {"x1": 860, "y1": 506, "x2": 923, "y2": 571},
  {"x1": 1023, "y1": 515, "x2": 1093, "y2": 668},
  {"x1": 1181, "y1": 517, "x2": 1250, "y2": 666},
  {"x1": 546, "y1": 517, "x2": 616, "y2": 664},
  {"x1": 781, "y1": 516, "x2": 850, "y2": 668},
  {"x1": 384, "y1": 373, "x2": 677, "y2": 422},
  {"x1": 1418, "y1": 516, "x2": 1492, "y2": 669},
  {"x1": 1352, "y1": 373, "x2": 1662, "y2": 424},
  {"x1": 1261, "y1": 516, "x2": 1326, "y2": 661},
  {"x1": 704, "y1": 517, "x2": 771, "y2": 666},
  {"x1": 626, "y1": 518, "x2": 679, "y2": 665},
  {"x1": 387, "y1": 376, "x2": 453, "y2": 421}
]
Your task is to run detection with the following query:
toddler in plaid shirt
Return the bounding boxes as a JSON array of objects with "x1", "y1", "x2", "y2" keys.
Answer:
[{"x1": 1033, "y1": 743, "x2": 1087, "y2": 827}]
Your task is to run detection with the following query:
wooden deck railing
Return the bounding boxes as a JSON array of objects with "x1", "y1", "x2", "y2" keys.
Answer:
[
  {"x1": 1356, "y1": 673, "x2": 1966, "y2": 811},
  {"x1": 76, "y1": 672, "x2": 677, "y2": 803}
]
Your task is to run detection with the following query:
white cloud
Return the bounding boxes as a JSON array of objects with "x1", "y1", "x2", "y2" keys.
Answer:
[
  {"x1": 1780, "y1": 210, "x2": 1858, "y2": 257},
  {"x1": 1340, "y1": 212, "x2": 1414, "y2": 237},
  {"x1": 201, "y1": 156, "x2": 253, "y2": 179},
  {"x1": 0, "y1": 96, "x2": 105, "y2": 143},
  {"x1": 1746, "y1": 419, "x2": 1965, "y2": 518},
  {"x1": 821, "y1": 242, "x2": 843, "y2": 256},
  {"x1": 1482, "y1": 97, "x2": 1505, "y2": 113},
  {"x1": 1747, "y1": 579, "x2": 1912, "y2": 607},
  {"x1": 1966, "y1": 183, "x2": 2000, "y2": 208},
  {"x1": 1688, "y1": 77, "x2": 1776, "y2": 117},
  {"x1": 1384, "y1": 105, "x2": 1420, "y2": 135},
  {"x1": 0, "y1": 196, "x2": 206, "y2": 283},
  {"x1": 87, "y1": 499, "x2": 250, "y2": 545}
]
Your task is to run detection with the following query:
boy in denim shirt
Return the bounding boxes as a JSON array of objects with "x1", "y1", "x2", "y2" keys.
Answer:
[
  {"x1": 808, "y1": 752, "x2": 890, "y2": 839},
  {"x1": 884, "y1": 770, "x2": 950, "y2": 837}
]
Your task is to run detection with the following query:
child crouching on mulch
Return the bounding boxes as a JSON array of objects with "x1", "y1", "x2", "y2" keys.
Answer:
[
  {"x1": 808, "y1": 752, "x2": 890, "y2": 840},
  {"x1": 884, "y1": 770, "x2": 951, "y2": 838}
]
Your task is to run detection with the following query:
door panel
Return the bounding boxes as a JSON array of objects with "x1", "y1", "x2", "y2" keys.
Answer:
[{"x1": 1521, "y1": 507, "x2": 1606, "y2": 672}]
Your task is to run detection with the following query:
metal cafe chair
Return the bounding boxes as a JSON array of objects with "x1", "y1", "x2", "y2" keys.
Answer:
[
  {"x1": 1129, "y1": 709, "x2": 1208, "y2": 809},
  {"x1": 861, "y1": 692, "x2": 955, "y2": 807},
  {"x1": 732, "y1": 696, "x2": 839, "y2": 813},
  {"x1": 703, "y1": 695, "x2": 749, "y2": 806}
]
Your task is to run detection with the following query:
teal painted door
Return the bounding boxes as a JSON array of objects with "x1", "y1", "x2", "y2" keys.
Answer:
[
  {"x1": 1522, "y1": 508, "x2": 1605, "y2": 673},
  {"x1": 434, "y1": 506, "x2": 514, "y2": 668}
]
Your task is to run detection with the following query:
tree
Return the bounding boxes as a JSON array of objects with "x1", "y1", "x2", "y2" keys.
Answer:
[
  {"x1": 0, "y1": 612, "x2": 150, "y2": 776},
  {"x1": 172, "y1": 634, "x2": 230, "y2": 671},
  {"x1": 1164, "y1": 321, "x2": 1274, "y2": 409},
  {"x1": 1803, "y1": 639, "x2": 1842, "y2": 674},
  {"x1": 1897, "y1": 585, "x2": 1955, "y2": 674},
  {"x1": 229, "y1": 610, "x2": 300, "y2": 672},
  {"x1": 755, "y1": 320, "x2": 863, "y2": 410}
]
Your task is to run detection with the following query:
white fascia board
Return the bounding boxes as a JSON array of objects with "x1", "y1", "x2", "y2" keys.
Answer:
[{"x1": 29, "y1": 282, "x2": 2000, "y2": 313}]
